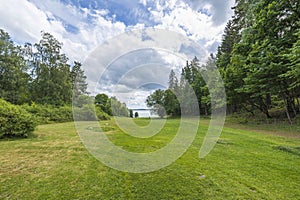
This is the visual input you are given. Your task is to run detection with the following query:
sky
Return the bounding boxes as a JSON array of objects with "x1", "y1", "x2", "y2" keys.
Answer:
[{"x1": 0, "y1": 0, "x2": 235, "y2": 108}]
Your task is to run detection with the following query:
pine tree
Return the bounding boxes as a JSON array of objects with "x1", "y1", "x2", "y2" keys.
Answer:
[{"x1": 70, "y1": 61, "x2": 88, "y2": 98}]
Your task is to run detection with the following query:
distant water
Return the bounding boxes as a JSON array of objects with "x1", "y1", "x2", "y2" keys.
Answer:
[{"x1": 131, "y1": 110, "x2": 159, "y2": 118}]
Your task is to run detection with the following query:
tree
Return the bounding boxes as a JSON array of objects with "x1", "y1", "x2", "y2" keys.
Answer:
[
  {"x1": 163, "y1": 89, "x2": 180, "y2": 116},
  {"x1": 110, "y1": 97, "x2": 128, "y2": 117},
  {"x1": 95, "y1": 93, "x2": 111, "y2": 115},
  {"x1": 129, "y1": 109, "x2": 133, "y2": 118},
  {"x1": 146, "y1": 89, "x2": 166, "y2": 118},
  {"x1": 168, "y1": 69, "x2": 178, "y2": 90},
  {"x1": 215, "y1": 0, "x2": 300, "y2": 121},
  {"x1": 29, "y1": 32, "x2": 72, "y2": 105},
  {"x1": 146, "y1": 59, "x2": 208, "y2": 117},
  {"x1": 70, "y1": 61, "x2": 88, "y2": 98},
  {"x1": 0, "y1": 29, "x2": 30, "y2": 104},
  {"x1": 134, "y1": 112, "x2": 139, "y2": 118},
  {"x1": 240, "y1": 0, "x2": 299, "y2": 120},
  {"x1": 180, "y1": 57, "x2": 204, "y2": 115},
  {"x1": 285, "y1": 29, "x2": 300, "y2": 113},
  {"x1": 95, "y1": 94, "x2": 129, "y2": 117}
]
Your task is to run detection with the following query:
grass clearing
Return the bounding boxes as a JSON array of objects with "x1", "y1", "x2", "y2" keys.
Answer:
[{"x1": 0, "y1": 118, "x2": 299, "y2": 199}]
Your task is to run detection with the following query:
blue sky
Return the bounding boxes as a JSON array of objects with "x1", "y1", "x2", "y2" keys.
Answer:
[{"x1": 0, "y1": 0, "x2": 235, "y2": 108}]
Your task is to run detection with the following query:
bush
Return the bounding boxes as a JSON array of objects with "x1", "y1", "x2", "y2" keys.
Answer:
[
  {"x1": 73, "y1": 104, "x2": 110, "y2": 121},
  {"x1": 49, "y1": 106, "x2": 73, "y2": 122},
  {"x1": 21, "y1": 103, "x2": 73, "y2": 124},
  {"x1": 73, "y1": 104, "x2": 97, "y2": 121},
  {"x1": 0, "y1": 99, "x2": 36, "y2": 138},
  {"x1": 96, "y1": 107, "x2": 111, "y2": 120}
]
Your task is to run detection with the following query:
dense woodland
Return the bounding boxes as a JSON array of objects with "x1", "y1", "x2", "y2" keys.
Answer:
[{"x1": 147, "y1": 0, "x2": 300, "y2": 123}]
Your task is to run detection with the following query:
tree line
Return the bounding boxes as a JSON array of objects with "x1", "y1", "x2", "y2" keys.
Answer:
[
  {"x1": 0, "y1": 29, "x2": 130, "y2": 137},
  {"x1": 0, "y1": 29, "x2": 88, "y2": 105},
  {"x1": 216, "y1": 0, "x2": 299, "y2": 123},
  {"x1": 147, "y1": 0, "x2": 299, "y2": 123},
  {"x1": 146, "y1": 56, "x2": 218, "y2": 118}
]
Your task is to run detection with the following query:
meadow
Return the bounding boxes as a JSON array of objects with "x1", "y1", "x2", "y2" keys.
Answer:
[{"x1": 0, "y1": 118, "x2": 299, "y2": 199}]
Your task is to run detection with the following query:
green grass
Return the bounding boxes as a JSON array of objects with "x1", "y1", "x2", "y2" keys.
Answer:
[{"x1": 0, "y1": 118, "x2": 300, "y2": 199}]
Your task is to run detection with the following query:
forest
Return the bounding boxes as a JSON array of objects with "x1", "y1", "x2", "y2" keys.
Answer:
[{"x1": 147, "y1": 0, "x2": 299, "y2": 124}]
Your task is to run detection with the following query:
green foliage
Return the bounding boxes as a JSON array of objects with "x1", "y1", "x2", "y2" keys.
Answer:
[
  {"x1": 0, "y1": 99, "x2": 36, "y2": 138},
  {"x1": 0, "y1": 29, "x2": 30, "y2": 104},
  {"x1": 95, "y1": 93, "x2": 111, "y2": 115},
  {"x1": 70, "y1": 61, "x2": 88, "y2": 98},
  {"x1": 27, "y1": 32, "x2": 73, "y2": 105},
  {"x1": 146, "y1": 89, "x2": 166, "y2": 118},
  {"x1": 72, "y1": 94, "x2": 94, "y2": 108},
  {"x1": 94, "y1": 94, "x2": 129, "y2": 117},
  {"x1": 73, "y1": 104, "x2": 110, "y2": 121},
  {"x1": 21, "y1": 103, "x2": 73, "y2": 124},
  {"x1": 146, "y1": 57, "x2": 211, "y2": 117},
  {"x1": 110, "y1": 96, "x2": 129, "y2": 117},
  {"x1": 134, "y1": 111, "x2": 139, "y2": 118},
  {"x1": 73, "y1": 104, "x2": 97, "y2": 121},
  {"x1": 95, "y1": 106, "x2": 111, "y2": 120},
  {"x1": 129, "y1": 109, "x2": 133, "y2": 118},
  {"x1": 216, "y1": 0, "x2": 300, "y2": 121},
  {"x1": 0, "y1": 29, "x2": 88, "y2": 107}
]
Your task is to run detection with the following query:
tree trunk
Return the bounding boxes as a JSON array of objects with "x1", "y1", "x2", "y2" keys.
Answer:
[
  {"x1": 265, "y1": 109, "x2": 272, "y2": 119},
  {"x1": 296, "y1": 97, "x2": 300, "y2": 113},
  {"x1": 259, "y1": 98, "x2": 272, "y2": 118},
  {"x1": 266, "y1": 93, "x2": 272, "y2": 109},
  {"x1": 284, "y1": 98, "x2": 292, "y2": 125},
  {"x1": 290, "y1": 98, "x2": 297, "y2": 117}
]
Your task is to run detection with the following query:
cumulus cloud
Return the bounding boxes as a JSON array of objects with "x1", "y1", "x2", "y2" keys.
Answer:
[
  {"x1": 0, "y1": 0, "x2": 234, "y2": 107},
  {"x1": 188, "y1": 0, "x2": 235, "y2": 26},
  {"x1": 0, "y1": 0, "x2": 127, "y2": 62},
  {"x1": 0, "y1": 0, "x2": 65, "y2": 43},
  {"x1": 83, "y1": 28, "x2": 209, "y2": 108}
]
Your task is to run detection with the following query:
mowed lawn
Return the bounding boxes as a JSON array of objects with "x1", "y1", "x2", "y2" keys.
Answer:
[{"x1": 0, "y1": 118, "x2": 299, "y2": 199}]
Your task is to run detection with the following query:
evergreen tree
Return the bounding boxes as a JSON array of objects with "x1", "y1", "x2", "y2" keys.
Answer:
[
  {"x1": 134, "y1": 112, "x2": 139, "y2": 118},
  {"x1": 70, "y1": 61, "x2": 88, "y2": 98},
  {"x1": 129, "y1": 109, "x2": 133, "y2": 118}
]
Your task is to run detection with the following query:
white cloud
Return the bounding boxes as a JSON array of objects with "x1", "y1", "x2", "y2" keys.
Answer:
[
  {"x1": 188, "y1": 0, "x2": 235, "y2": 25},
  {"x1": 0, "y1": 0, "x2": 66, "y2": 43},
  {"x1": 0, "y1": 0, "x2": 234, "y2": 107},
  {"x1": 149, "y1": 1, "x2": 229, "y2": 55},
  {"x1": 0, "y1": 0, "x2": 128, "y2": 62}
]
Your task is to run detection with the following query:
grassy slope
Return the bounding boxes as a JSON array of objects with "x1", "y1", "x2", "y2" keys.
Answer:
[{"x1": 0, "y1": 119, "x2": 299, "y2": 199}]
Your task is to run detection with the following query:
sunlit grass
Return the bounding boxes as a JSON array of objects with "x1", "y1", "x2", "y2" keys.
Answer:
[{"x1": 0, "y1": 118, "x2": 299, "y2": 199}]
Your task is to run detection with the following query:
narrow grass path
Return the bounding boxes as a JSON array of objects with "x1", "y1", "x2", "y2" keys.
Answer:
[{"x1": 0, "y1": 119, "x2": 299, "y2": 199}]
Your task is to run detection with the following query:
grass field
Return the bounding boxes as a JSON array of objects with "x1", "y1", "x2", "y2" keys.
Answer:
[{"x1": 0, "y1": 118, "x2": 299, "y2": 199}]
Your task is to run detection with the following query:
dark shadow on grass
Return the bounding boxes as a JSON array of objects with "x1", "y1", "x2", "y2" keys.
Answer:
[
  {"x1": 273, "y1": 145, "x2": 300, "y2": 156},
  {"x1": 0, "y1": 132, "x2": 38, "y2": 141}
]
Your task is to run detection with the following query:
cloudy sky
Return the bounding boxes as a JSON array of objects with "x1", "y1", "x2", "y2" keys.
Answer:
[{"x1": 0, "y1": 0, "x2": 235, "y2": 108}]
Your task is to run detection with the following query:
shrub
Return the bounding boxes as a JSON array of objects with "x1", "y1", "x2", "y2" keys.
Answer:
[
  {"x1": 0, "y1": 99, "x2": 36, "y2": 138},
  {"x1": 73, "y1": 104, "x2": 97, "y2": 121},
  {"x1": 49, "y1": 106, "x2": 73, "y2": 122},
  {"x1": 96, "y1": 107, "x2": 111, "y2": 120},
  {"x1": 73, "y1": 104, "x2": 110, "y2": 121},
  {"x1": 21, "y1": 103, "x2": 73, "y2": 124}
]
